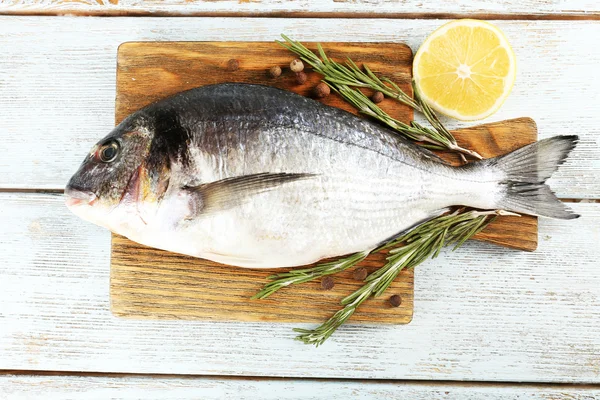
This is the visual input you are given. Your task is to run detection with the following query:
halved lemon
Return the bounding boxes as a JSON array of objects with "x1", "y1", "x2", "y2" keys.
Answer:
[{"x1": 413, "y1": 19, "x2": 516, "y2": 121}]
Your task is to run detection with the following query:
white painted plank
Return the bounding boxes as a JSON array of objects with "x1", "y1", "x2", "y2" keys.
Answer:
[
  {"x1": 1, "y1": 375, "x2": 600, "y2": 400},
  {"x1": 0, "y1": 0, "x2": 598, "y2": 17},
  {"x1": 0, "y1": 193, "x2": 598, "y2": 382},
  {"x1": 0, "y1": 17, "x2": 598, "y2": 198}
]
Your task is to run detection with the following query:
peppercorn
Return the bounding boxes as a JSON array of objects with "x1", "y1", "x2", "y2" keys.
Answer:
[
  {"x1": 371, "y1": 91, "x2": 384, "y2": 103},
  {"x1": 295, "y1": 71, "x2": 307, "y2": 85},
  {"x1": 352, "y1": 267, "x2": 368, "y2": 281},
  {"x1": 269, "y1": 65, "x2": 282, "y2": 78},
  {"x1": 227, "y1": 59, "x2": 239, "y2": 72},
  {"x1": 321, "y1": 276, "x2": 335, "y2": 290},
  {"x1": 290, "y1": 58, "x2": 304, "y2": 73},
  {"x1": 389, "y1": 294, "x2": 402, "y2": 307},
  {"x1": 313, "y1": 82, "x2": 330, "y2": 98}
]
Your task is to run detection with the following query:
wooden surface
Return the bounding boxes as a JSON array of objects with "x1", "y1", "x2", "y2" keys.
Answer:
[
  {"x1": 2, "y1": 0, "x2": 599, "y2": 18},
  {"x1": 1, "y1": 13, "x2": 599, "y2": 398},
  {"x1": 111, "y1": 42, "x2": 536, "y2": 324},
  {"x1": 112, "y1": 233, "x2": 415, "y2": 323},
  {"x1": 2, "y1": 375, "x2": 600, "y2": 400}
]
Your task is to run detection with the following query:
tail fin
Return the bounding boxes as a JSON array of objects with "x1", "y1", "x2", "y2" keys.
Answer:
[{"x1": 485, "y1": 135, "x2": 579, "y2": 220}]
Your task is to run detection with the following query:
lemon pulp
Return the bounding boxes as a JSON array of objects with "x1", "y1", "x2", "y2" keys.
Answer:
[{"x1": 413, "y1": 19, "x2": 516, "y2": 121}]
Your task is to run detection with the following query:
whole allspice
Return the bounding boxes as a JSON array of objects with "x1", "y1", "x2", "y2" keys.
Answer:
[
  {"x1": 352, "y1": 267, "x2": 368, "y2": 281},
  {"x1": 389, "y1": 294, "x2": 402, "y2": 307},
  {"x1": 295, "y1": 71, "x2": 307, "y2": 85},
  {"x1": 290, "y1": 58, "x2": 304, "y2": 73},
  {"x1": 313, "y1": 82, "x2": 330, "y2": 98},
  {"x1": 227, "y1": 59, "x2": 240, "y2": 72},
  {"x1": 269, "y1": 65, "x2": 282, "y2": 78},
  {"x1": 321, "y1": 276, "x2": 335, "y2": 290},
  {"x1": 371, "y1": 91, "x2": 384, "y2": 104}
]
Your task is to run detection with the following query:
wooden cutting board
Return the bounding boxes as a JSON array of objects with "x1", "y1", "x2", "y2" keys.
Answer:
[{"x1": 110, "y1": 42, "x2": 537, "y2": 324}]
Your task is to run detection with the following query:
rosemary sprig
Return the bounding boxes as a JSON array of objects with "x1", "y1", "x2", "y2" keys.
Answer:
[
  {"x1": 278, "y1": 35, "x2": 482, "y2": 161},
  {"x1": 293, "y1": 210, "x2": 503, "y2": 346},
  {"x1": 251, "y1": 250, "x2": 369, "y2": 300}
]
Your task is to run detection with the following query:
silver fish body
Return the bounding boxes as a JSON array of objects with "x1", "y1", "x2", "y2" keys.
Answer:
[{"x1": 66, "y1": 83, "x2": 578, "y2": 268}]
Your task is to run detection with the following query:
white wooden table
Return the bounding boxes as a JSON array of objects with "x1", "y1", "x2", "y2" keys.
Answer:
[{"x1": 1, "y1": 2, "x2": 600, "y2": 399}]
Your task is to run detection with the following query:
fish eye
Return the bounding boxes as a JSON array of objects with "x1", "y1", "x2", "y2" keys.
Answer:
[{"x1": 99, "y1": 140, "x2": 120, "y2": 163}]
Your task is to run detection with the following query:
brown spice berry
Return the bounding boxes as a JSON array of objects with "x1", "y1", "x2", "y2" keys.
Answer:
[
  {"x1": 290, "y1": 58, "x2": 304, "y2": 73},
  {"x1": 295, "y1": 71, "x2": 307, "y2": 85},
  {"x1": 227, "y1": 59, "x2": 240, "y2": 72},
  {"x1": 371, "y1": 91, "x2": 384, "y2": 103},
  {"x1": 321, "y1": 276, "x2": 335, "y2": 290},
  {"x1": 389, "y1": 294, "x2": 402, "y2": 307},
  {"x1": 269, "y1": 65, "x2": 282, "y2": 78},
  {"x1": 313, "y1": 82, "x2": 330, "y2": 98},
  {"x1": 352, "y1": 267, "x2": 368, "y2": 281}
]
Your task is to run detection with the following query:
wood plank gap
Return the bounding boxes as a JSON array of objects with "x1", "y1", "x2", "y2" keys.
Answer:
[
  {"x1": 0, "y1": 188, "x2": 64, "y2": 194},
  {"x1": 2, "y1": 370, "x2": 600, "y2": 388}
]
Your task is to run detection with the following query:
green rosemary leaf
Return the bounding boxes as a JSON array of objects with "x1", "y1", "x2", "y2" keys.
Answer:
[
  {"x1": 363, "y1": 64, "x2": 384, "y2": 86},
  {"x1": 317, "y1": 43, "x2": 329, "y2": 62}
]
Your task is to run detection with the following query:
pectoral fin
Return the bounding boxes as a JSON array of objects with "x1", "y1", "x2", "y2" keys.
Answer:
[{"x1": 184, "y1": 172, "x2": 316, "y2": 215}]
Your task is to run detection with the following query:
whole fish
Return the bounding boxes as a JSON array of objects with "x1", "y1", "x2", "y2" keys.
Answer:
[{"x1": 65, "y1": 83, "x2": 578, "y2": 268}]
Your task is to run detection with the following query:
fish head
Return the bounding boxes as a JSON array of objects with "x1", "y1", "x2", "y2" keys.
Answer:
[{"x1": 65, "y1": 118, "x2": 169, "y2": 230}]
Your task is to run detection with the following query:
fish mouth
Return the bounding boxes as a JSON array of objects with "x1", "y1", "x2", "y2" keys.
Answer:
[{"x1": 65, "y1": 186, "x2": 98, "y2": 207}]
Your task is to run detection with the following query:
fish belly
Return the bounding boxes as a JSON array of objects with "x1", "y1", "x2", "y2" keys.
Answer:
[
  {"x1": 152, "y1": 169, "x2": 464, "y2": 268},
  {"x1": 193, "y1": 180, "x2": 435, "y2": 268}
]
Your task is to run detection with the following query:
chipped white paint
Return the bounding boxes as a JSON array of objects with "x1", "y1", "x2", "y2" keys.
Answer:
[
  {"x1": 1, "y1": 375, "x2": 600, "y2": 400},
  {"x1": 0, "y1": 18, "x2": 598, "y2": 197},
  {"x1": 0, "y1": 0, "x2": 598, "y2": 17},
  {"x1": 0, "y1": 193, "x2": 598, "y2": 382},
  {"x1": 1, "y1": 15, "x2": 599, "y2": 391}
]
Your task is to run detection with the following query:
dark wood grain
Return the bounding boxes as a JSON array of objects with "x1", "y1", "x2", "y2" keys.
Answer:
[{"x1": 111, "y1": 42, "x2": 536, "y2": 323}]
